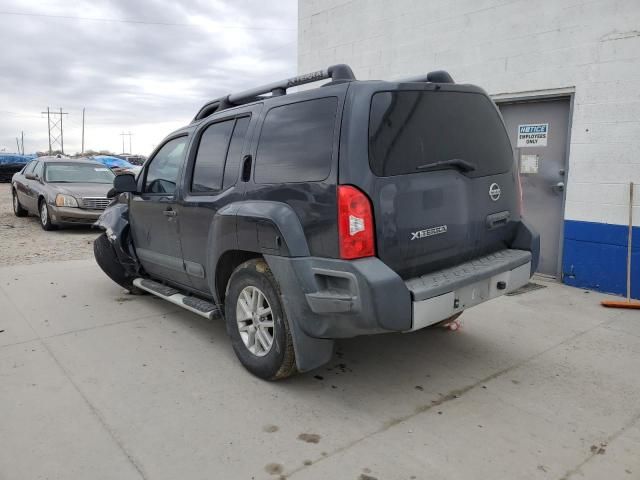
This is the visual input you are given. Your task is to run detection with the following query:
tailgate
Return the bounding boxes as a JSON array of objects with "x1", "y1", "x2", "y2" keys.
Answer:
[{"x1": 366, "y1": 88, "x2": 520, "y2": 278}]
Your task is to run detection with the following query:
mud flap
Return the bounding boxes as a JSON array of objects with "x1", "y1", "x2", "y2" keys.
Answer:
[{"x1": 263, "y1": 255, "x2": 334, "y2": 372}]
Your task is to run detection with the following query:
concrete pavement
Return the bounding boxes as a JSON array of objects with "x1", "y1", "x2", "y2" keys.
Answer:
[{"x1": 1, "y1": 259, "x2": 639, "y2": 479}]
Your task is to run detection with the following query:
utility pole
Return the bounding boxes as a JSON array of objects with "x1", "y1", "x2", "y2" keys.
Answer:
[
  {"x1": 81, "y1": 108, "x2": 85, "y2": 154},
  {"x1": 41, "y1": 107, "x2": 69, "y2": 155},
  {"x1": 120, "y1": 131, "x2": 133, "y2": 154},
  {"x1": 59, "y1": 107, "x2": 65, "y2": 154},
  {"x1": 21, "y1": 131, "x2": 24, "y2": 155},
  {"x1": 45, "y1": 108, "x2": 51, "y2": 154},
  {"x1": 16, "y1": 137, "x2": 20, "y2": 154}
]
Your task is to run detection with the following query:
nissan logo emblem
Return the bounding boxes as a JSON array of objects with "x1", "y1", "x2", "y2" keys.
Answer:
[{"x1": 489, "y1": 183, "x2": 501, "y2": 201}]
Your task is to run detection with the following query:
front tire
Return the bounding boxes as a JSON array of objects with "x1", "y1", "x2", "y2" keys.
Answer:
[
  {"x1": 12, "y1": 189, "x2": 27, "y2": 217},
  {"x1": 39, "y1": 199, "x2": 56, "y2": 230},
  {"x1": 94, "y1": 233, "x2": 143, "y2": 294},
  {"x1": 224, "y1": 259, "x2": 296, "y2": 380}
]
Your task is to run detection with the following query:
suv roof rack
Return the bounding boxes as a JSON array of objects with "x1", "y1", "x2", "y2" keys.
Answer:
[
  {"x1": 192, "y1": 64, "x2": 356, "y2": 122},
  {"x1": 396, "y1": 70, "x2": 454, "y2": 84}
]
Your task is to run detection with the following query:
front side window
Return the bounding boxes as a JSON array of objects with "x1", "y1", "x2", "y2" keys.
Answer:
[
  {"x1": 255, "y1": 97, "x2": 337, "y2": 184},
  {"x1": 24, "y1": 161, "x2": 37, "y2": 174},
  {"x1": 144, "y1": 136, "x2": 189, "y2": 194},
  {"x1": 33, "y1": 161, "x2": 44, "y2": 178}
]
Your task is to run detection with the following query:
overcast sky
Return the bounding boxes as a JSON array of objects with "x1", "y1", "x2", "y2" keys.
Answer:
[{"x1": 0, "y1": 0, "x2": 297, "y2": 156}]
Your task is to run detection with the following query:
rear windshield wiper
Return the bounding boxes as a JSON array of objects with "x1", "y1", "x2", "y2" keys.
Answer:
[{"x1": 417, "y1": 158, "x2": 477, "y2": 172}]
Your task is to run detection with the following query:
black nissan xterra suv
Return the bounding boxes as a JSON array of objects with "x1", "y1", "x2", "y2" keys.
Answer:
[{"x1": 95, "y1": 64, "x2": 539, "y2": 380}]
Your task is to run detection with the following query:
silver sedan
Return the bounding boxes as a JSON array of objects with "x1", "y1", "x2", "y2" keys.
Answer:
[{"x1": 11, "y1": 156, "x2": 115, "y2": 230}]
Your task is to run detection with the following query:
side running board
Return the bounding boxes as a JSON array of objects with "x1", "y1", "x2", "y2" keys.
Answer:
[{"x1": 133, "y1": 278, "x2": 221, "y2": 320}]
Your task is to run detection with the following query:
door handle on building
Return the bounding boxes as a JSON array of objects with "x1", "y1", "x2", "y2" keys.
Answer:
[
  {"x1": 554, "y1": 182, "x2": 565, "y2": 192},
  {"x1": 163, "y1": 209, "x2": 177, "y2": 217}
]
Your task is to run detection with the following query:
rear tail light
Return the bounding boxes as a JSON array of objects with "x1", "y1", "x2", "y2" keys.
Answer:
[{"x1": 337, "y1": 185, "x2": 375, "y2": 259}]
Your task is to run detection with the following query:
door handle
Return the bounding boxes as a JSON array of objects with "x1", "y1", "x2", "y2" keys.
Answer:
[
  {"x1": 554, "y1": 181, "x2": 565, "y2": 192},
  {"x1": 163, "y1": 209, "x2": 177, "y2": 217},
  {"x1": 241, "y1": 155, "x2": 252, "y2": 182}
]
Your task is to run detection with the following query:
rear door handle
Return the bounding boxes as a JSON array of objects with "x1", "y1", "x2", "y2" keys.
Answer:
[
  {"x1": 241, "y1": 155, "x2": 252, "y2": 182},
  {"x1": 163, "y1": 209, "x2": 177, "y2": 217}
]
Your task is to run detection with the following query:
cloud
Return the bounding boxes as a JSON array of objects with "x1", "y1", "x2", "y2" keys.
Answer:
[{"x1": 0, "y1": 0, "x2": 297, "y2": 155}]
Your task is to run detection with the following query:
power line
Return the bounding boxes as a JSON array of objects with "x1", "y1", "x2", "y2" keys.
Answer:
[
  {"x1": 0, "y1": 110, "x2": 47, "y2": 119},
  {"x1": 0, "y1": 10, "x2": 296, "y2": 31}
]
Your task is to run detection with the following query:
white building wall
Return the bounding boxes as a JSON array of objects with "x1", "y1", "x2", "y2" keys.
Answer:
[{"x1": 298, "y1": 0, "x2": 640, "y2": 226}]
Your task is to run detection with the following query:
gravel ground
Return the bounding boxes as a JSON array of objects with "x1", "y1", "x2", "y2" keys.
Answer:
[{"x1": 0, "y1": 183, "x2": 100, "y2": 266}]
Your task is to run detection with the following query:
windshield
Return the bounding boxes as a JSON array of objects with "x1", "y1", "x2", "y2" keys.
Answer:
[
  {"x1": 368, "y1": 90, "x2": 513, "y2": 177},
  {"x1": 44, "y1": 163, "x2": 116, "y2": 183}
]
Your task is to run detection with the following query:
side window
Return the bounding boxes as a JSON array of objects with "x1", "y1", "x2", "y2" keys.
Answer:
[
  {"x1": 24, "y1": 161, "x2": 37, "y2": 174},
  {"x1": 255, "y1": 97, "x2": 337, "y2": 183},
  {"x1": 191, "y1": 120, "x2": 234, "y2": 192},
  {"x1": 223, "y1": 116, "x2": 251, "y2": 189},
  {"x1": 144, "y1": 136, "x2": 189, "y2": 194},
  {"x1": 33, "y1": 161, "x2": 44, "y2": 178}
]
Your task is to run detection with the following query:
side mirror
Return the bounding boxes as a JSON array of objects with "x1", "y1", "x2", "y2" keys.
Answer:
[
  {"x1": 113, "y1": 173, "x2": 138, "y2": 194},
  {"x1": 25, "y1": 173, "x2": 36, "y2": 180}
]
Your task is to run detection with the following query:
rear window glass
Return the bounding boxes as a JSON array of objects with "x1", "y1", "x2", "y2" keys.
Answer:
[
  {"x1": 369, "y1": 91, "x2": 513, "y2": 177},
  {"x1": 255, "y1": 97, "x2": 337, "y2": 183}
]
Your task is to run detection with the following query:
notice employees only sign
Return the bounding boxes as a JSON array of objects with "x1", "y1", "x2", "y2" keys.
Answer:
[{"x1": 517, "y1": 123, "x2": 549, "y2": 147}]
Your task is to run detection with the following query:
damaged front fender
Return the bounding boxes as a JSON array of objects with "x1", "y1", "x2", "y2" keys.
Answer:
[{"x1": 94, "y1": 195, "x2": 140, "y2": 276}]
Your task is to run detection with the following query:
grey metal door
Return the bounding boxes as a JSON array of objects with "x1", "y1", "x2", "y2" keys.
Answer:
[{"x1": 498, "y1": 98, "x2": 570, "y2": 277}]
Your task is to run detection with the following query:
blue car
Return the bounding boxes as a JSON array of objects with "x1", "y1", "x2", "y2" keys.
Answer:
[
  {"x1": 91, "y1": 156, "x2": 141, "y2": 175},
  {"x1": 0, "y1": 153, "x2": 37, "y2": 182}
]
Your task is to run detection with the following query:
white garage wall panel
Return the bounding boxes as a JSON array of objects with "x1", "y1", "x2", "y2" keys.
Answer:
[{"x1": 299, "y1": 0, "x2": 640, "y2": 296}]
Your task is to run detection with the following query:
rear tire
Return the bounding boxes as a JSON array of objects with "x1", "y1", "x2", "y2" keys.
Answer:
[
  {"x1": 12, "y1": 189, "x2": 27, "y2": 217},
  {"x1": 224, "y1": 259, "x2": 296, "y2": 380},
  {"x1": 94, "y1": 233, "x2": 143, "y2": 294},
  {"x1": 39, "y1": 199, "x2": 56, "y2": 230}
]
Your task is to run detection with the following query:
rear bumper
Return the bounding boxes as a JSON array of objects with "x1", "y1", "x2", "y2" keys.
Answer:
[
  {"x1": 267, "y1": 249, "x2": 532, "y2": 339},
  {"x1": 409, "y1": 258, "x2": 530, "y2": 330},
  {"x1": 266, "y1": 218, "x2": 539, "y2": 341},
  {"x1": 265, "y1": 221, "x2": 539, "y2": 372}
]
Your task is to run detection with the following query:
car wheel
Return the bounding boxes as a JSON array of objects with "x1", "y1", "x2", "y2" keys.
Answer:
[
  {"x1": 224, "y1": 258, "x2": 296, "y2": 380},
  {"x1": 12, "y1": 189, "x2": 28, "y2": 217},
  {"x1": 93, "y1": 233, "x2": 144, "y2": 294},
  {"x1": 39, "y1": 199, "x2": 56, "y2": 231}
]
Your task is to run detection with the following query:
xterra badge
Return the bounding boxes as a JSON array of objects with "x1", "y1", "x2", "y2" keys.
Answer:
[
  {"x1": 410, "y1": 225, "x2": 447, "y2": 240},
  {"x1": 489, "y1": 183, "x2": 501, "y2": 201}
]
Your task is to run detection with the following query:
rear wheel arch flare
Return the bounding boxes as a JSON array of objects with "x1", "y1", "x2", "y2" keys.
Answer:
[{"x1": 215, "y1": 250, "x2": 263, "y2": 305}]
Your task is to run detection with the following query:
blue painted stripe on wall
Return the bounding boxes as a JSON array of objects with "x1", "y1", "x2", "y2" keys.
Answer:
[{"x1": 562, "y1": 220, "x2": 640, "y2": 298}]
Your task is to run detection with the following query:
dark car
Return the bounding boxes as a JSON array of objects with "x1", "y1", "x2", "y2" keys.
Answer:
[
  {"x1": 11, "y1": 156, "x2": 115, "y2": 230},
  {"x1": 0, "y1": 153, "x2": 36, "y2": 182},
  {"x1": 94, "y1": 65, "x2": 539, "y2": 380}
]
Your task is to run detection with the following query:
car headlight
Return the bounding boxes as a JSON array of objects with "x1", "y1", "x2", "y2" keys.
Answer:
[{"x1": 55, "y1": 194, "x2": 78, "y2": 207}]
